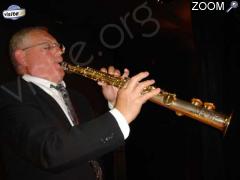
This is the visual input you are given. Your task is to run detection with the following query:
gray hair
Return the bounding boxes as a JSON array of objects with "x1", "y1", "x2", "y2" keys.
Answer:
[{"x1": 9, "y1": 26, "x2": 48, "y2": 74}]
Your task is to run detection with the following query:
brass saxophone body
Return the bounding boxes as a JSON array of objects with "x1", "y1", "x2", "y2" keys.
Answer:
[{"x1": 61, "y1": 61, "x2": 231, "y2": 134}]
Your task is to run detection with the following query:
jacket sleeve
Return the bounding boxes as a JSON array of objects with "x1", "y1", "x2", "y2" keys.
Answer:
[{"x1": 0, "y1": 89, "x2": 125, "y2": 171}]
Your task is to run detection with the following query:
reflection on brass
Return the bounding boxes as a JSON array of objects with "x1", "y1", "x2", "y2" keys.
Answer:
[
  {"x1": 61, "y1": 61, "x2": 231, "y2": 135},
  {"x1": 204, "y1": 102, "x2": 216, "y2": 110},
  {"x1": 191, "y1": 98, "x2": 203, "y2": 107}
]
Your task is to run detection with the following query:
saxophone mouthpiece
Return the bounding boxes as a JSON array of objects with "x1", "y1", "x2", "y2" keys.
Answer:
[{"x1": 60, "y1": 61, "x2": 69, "y2": 71}]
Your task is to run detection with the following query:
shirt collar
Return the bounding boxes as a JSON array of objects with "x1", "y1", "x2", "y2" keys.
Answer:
[{"x1": 22, "y1": 74, "x2": 66, "y2": 89}]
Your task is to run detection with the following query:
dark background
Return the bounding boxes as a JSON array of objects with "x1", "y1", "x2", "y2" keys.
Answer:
[{"x1": 1, "y1": 0, "x2": 240, "y2": 179}]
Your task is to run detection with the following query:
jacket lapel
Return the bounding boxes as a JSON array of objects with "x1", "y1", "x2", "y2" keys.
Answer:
[{"x1": 24, "y1": 81, "x2": 72, "y2": 129}]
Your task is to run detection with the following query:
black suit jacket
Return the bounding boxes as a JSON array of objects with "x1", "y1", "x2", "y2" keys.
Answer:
[{"x1": 0, "y1": 78, "x2": 124, "y2": 180}]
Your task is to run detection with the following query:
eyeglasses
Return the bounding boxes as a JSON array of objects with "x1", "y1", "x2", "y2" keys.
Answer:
[{"x1": 21, "y1": 42, "x2": 65, "y2": 54}]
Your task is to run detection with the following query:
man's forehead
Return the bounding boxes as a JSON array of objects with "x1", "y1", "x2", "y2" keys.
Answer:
[{"x1": 28, "y1": 30, "x2": 56, "y2": 42}]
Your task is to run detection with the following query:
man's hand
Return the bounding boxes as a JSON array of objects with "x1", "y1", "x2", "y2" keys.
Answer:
[
  {"x1": 98, "y1": 66, "x2": 129, "y2": 106},
  {"x1": 114, "y1": 71, "x2": 160, "y2": 123}
]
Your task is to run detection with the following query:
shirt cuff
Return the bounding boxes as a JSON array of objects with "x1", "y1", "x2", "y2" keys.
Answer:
[{"x1": 109, "y1": 108, "x2": 130, "y2": 139}]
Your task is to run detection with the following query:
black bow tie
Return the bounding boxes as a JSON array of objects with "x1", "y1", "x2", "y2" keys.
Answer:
[{"x1": 50, "y1": 83, "x2": 65, "y2": 90}]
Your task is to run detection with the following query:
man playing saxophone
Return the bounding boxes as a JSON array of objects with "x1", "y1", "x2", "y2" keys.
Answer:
[{"x1": 0, "y1": 26, "x2": 160, "y2": 180}]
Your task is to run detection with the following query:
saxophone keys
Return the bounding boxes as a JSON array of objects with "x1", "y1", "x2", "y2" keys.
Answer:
[
  {"x1": 203, "y1": 102, "x2": 216, "y2": 110},
  {"x1": 191, "y1": 98, "x2": 203, "y2": 107}
]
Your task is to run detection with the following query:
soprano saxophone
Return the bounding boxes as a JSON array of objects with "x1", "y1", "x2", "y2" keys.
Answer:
[{"x1": 61, "y1": 61, "x2": 231, "y2": 134}]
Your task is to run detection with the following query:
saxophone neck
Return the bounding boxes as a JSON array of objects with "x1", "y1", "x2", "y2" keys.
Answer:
[{"x1": 61, "y1": 61, "x2": 127, "y2": 88}]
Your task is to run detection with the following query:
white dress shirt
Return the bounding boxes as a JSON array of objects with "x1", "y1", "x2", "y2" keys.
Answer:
[{"x1": 22, "y1": 75, "x2": 130, "y2": 139}]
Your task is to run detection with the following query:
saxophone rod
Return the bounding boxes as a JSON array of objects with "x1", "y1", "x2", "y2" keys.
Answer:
[{"x1": 61, "y1": 61, "x2": 231, "y2": 134}]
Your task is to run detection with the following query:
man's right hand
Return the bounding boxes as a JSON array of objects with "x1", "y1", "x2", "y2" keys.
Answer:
[{"x1": 114, "y1": 71, "x2": 160, "y2": 124}]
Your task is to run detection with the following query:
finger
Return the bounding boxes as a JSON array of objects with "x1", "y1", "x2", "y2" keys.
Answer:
[
  {"x1": 97, "y1": 81, "x2": 106, "y2": 86},
  {"x1": 139, "y1": 88, "x2": 161, "y2": 103},
  {"x1": 135, "y1": 79, "x2": 155, "y2": 95},
  {"x1": 99, "y1": 67, "x2": 108, "y2": 85},
  {"x1": 121, "y1": 80, "x2": 129, "y2": 89},
  {"x1": 122, "y1": 68, "x2": 129, "y2": 79},
  {"x1": 127, "y1": 72, "x2": 149, "y2": 91},
  {"x1": 100, "y1": 67, "x2": 107, "y2": 73},
  {"x1": 108, "y1": 66, "x2": 115, "y2": 75},
  {"x1": 113, "y1": 69, "x2": 121, "y2": 77}
]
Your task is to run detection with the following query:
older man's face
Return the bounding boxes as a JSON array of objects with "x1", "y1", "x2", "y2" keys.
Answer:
[{"x1": 21, "y1": 30, "x2": 65, "y2": 83}]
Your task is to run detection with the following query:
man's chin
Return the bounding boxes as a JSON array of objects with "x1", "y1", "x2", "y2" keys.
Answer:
[{"x1": 58, "y1": 71, "x2": 65, "y2": 81}]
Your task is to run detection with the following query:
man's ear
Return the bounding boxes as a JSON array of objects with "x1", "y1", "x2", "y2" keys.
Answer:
[{"x1": 14, "y1": 49, "x2": 27, "y2": 66}]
